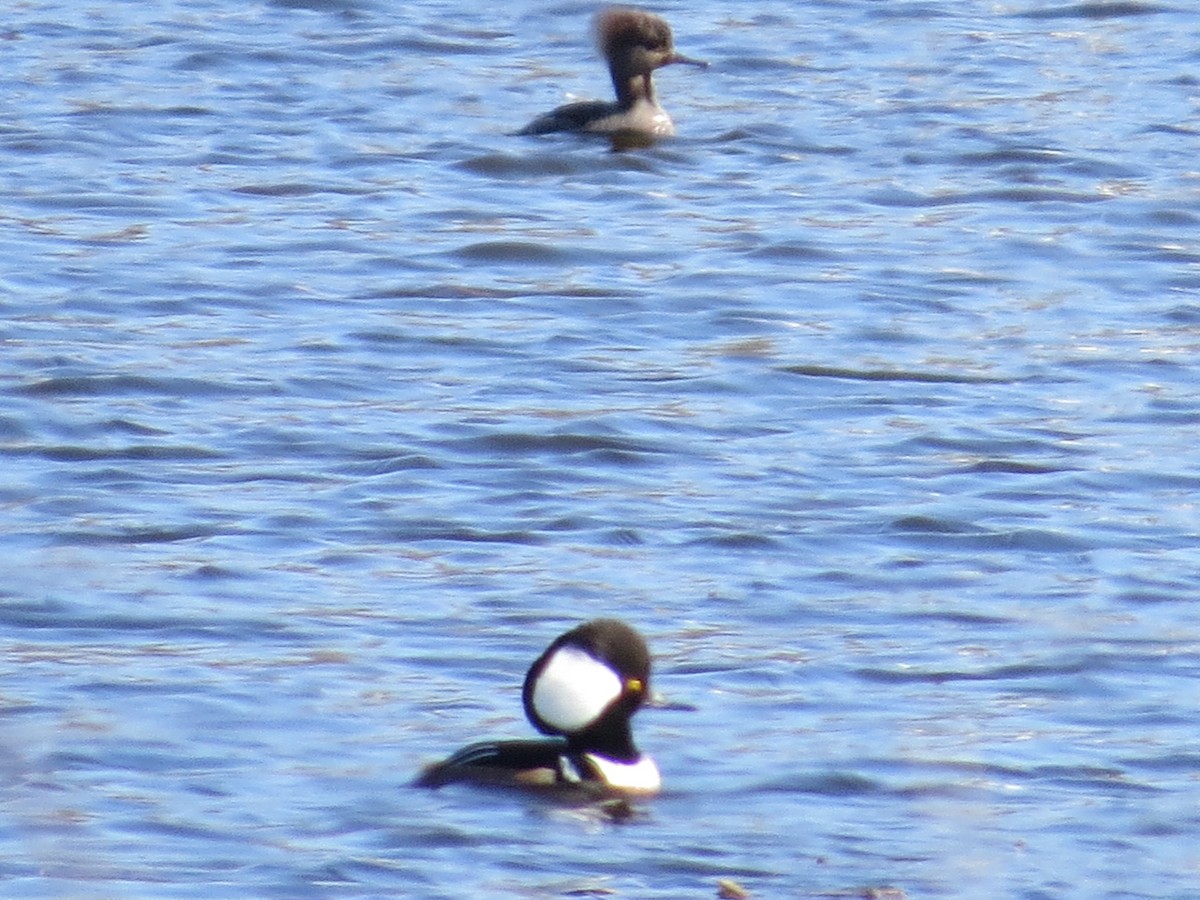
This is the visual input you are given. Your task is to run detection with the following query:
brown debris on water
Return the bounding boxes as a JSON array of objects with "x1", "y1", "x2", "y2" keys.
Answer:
[{"x1": 716, "y1": 878, "x2": 751, "y2": 899}]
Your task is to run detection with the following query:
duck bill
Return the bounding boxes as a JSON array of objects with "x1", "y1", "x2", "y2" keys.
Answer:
[{"x1": 668, "y1": 52, "x2": 708, "y2": 69}]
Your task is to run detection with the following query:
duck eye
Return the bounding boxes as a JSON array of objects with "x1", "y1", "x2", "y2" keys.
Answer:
[{"x1": 625, "y1": 677, "x2": 643, "y2": 693}]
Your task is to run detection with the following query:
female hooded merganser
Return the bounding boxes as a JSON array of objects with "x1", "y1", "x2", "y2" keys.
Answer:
[
  {"x1": 517, "y1": 7, "x2": 707, "y2": 139},
  {"x1": 416, "y1": 619, "x2": 661, "y2": 795}
]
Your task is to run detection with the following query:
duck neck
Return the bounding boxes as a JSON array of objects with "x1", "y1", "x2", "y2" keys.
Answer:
[
  {"x1": 567, "y1": 717, "x2": 639, "y2": 763},
  {"x1": 610, "y1": 69, "x2": 655, "y2": 110}
]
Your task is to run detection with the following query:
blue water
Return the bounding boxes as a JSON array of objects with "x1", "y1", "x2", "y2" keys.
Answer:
[{"x1": 3, "y1": 0, "x2": 1199, "y2": 897}]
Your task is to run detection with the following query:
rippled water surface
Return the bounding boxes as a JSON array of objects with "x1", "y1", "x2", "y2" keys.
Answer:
[{"x1": 3, "y1": 0, "x2": 1199, "y2": 897}]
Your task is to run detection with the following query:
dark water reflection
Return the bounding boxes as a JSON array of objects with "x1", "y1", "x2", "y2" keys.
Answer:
[{"x1": 3, "y1": 0, "x2": 1199, "y2": 897}]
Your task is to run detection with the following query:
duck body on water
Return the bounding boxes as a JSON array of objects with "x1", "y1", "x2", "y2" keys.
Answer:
[
  {"x1": 518, "y1": 6, "x2": 706, "y2": 139},
  {"x1": 417, "y1": 619, "x2": 661, "y2": 796}
]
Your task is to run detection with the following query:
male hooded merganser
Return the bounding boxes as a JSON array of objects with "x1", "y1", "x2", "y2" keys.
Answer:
[
  {"x1": 416, "y1": 619, "x2": 661, "y2": 795},
  {"x1": 517, "y1": 7, "x2": 707, "y2": 139}
]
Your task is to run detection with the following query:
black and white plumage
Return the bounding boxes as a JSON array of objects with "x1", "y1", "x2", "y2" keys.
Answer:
[{"x1": 416, "y1": 619, "x2": 661, "y2": 795}]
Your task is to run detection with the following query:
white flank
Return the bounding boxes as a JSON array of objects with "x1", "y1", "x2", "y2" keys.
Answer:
[{"x1": 532, "y1": 645, "x2": 622, "y2": 733}]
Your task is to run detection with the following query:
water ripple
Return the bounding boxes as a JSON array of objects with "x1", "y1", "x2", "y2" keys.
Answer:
[{"x1": 3, "y1": 0, "x2": 1199, "y2": 897}]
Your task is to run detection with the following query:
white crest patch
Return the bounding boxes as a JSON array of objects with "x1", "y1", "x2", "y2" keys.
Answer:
[
  {"x1": 584, "y1": 753, "x2": 661, "y2": 794},
  {"x1": 532, "y1": 645, "x2": 622, "y2": 733}
]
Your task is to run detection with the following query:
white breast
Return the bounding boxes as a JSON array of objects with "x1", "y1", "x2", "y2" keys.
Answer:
[{"x1": 583, "y1": 753, "x2": 662, "y2": 794}]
